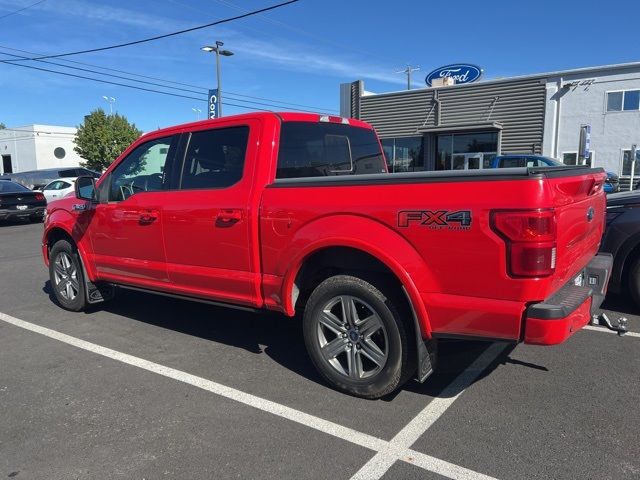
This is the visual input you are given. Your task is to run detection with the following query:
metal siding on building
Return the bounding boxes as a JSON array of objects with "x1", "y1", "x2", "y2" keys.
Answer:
[
  {"x1": 439, "y1": 79, "x2": 546, "y2": 153},
  {"x1": 360, "y1": 90, "x2": 435, "y2": 137},
  {"x1": 359, "y1": 79, "x2": 546, "y2": 153}
]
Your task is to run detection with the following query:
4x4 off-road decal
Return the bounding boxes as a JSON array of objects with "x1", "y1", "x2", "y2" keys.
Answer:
[{"x1": 398, "y1": 210, "x2": 472, "y2": 230}]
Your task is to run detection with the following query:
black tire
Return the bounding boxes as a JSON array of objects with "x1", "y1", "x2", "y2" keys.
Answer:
[
  {"x1": 48, "y1": 239, "x2": 88, "y2": 312},
  {"x1": 303, "y1": 274, "x2": 414, "y2": 399},
  {"x1": 628, "y1": 256, "x2": 640, "y2": 309}
]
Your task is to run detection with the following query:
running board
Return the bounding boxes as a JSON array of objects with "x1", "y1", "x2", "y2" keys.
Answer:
[{"x1": 117, "y1": 284, "x2": 259, "y2": 313}]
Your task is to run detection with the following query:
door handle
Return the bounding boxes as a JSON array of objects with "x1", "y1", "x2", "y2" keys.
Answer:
[
  {"x1": 139, "y1": 210, "x2": 159, "y2": 224},
  {"x1": 216, "y1": 209, "x2": 243, "y2": 227}
]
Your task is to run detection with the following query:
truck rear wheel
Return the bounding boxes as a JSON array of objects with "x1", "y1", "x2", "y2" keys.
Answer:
[
  {"x1": 49, "y1": 239, "x2": 88, "y2": 312},
  {"x1": 302, "y1": 275, "x2": 412, "y2": 399}
]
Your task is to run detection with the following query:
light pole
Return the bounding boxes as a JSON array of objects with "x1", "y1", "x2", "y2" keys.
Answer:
[
  {"x1": 192, "y1": 107, "x2": 202, "y2": 120},
  {"x1": 201, "y1": 41, "x2": 234, "y2": 117},
  {"x1": 102, "y1": 96, "x2": 116, "y2": 115}
]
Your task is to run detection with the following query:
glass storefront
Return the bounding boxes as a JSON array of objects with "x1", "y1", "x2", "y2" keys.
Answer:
[
  {"x1": 436, "y1": 131, "x2": 498, "y2": 170},
  {"x1": 380, "y1": 136, "x2": 424, "y2": 172},
  {"x1": 621, "y1": 149, "x2": 640, "y2": 176}
]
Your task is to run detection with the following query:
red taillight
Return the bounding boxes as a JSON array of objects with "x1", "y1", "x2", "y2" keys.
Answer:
[
  {"x1": 35, "y1": 193, "x2": 45, "y2": 201},
  {"x1": 491, "y1": 209, "x2": 557, "y2": 277}
]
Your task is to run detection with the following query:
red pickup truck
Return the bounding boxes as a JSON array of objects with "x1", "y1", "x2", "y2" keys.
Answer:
[{"x1": 43, "y1": 112, "x2": 612, "y2": 398}]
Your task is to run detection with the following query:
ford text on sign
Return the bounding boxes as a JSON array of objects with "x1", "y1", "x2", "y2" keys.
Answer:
[{"x1": 425, "y1": 64, "x2": 482, "y2": 86}]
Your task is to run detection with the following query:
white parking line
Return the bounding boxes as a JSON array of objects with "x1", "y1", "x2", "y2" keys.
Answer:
[
  {"x1": 0, "y1": 311, "x2": 501, "y2": 480},
  {"x1": 350, "y1": 343, "x2": 506, "y2": 480},
  {"x1": 584, "y1": 325, "x2": 640, "y2": 338}
]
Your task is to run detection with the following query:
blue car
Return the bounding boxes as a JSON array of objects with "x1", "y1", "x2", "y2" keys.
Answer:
[{"x1": 491, "y1": 155, "x2": 619, "y2": 193}]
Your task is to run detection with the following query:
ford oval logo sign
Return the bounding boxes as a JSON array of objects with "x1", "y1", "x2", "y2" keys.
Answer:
[{"x1": 425, "y1": 63, "x2": 483, "y2": 86}]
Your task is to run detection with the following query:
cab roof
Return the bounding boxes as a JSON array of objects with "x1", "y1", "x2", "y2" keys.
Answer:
[{"x1": 140, "y1": 112, "x2": 375, "y2": 141}]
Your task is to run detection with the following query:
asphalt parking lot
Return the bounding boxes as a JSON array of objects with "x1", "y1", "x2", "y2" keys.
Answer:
[{"x1": 1, "y1": 221, "x2": 639, "y2": 480}]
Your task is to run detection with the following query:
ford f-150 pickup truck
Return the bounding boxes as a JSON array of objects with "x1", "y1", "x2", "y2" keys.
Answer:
[{"x1": 42, "y1": 112, "x2": 612, "y2": 398}]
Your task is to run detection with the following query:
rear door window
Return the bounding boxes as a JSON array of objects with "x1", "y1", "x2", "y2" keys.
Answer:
[
  {"x1": 276, "y1": 122, "x2": 386, "y2": 179},
  {"x1": 178, "y1": 126, "x2": 249, "y2": 190}
]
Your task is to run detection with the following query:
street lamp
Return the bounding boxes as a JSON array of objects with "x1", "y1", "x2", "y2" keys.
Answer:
[
  {"x1": 102, "y1": 96, "x2": 116, "y2": 115},
  {"x1": 192, "y1": 107, "x2": 202, "y2": 120},
  {"x1": 201, "y1": 41, "x2": 234, "y2": 117}
]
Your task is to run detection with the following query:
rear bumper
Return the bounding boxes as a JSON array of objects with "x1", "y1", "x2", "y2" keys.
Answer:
[
  {"x1": 0, "y1": 207, "x2": 45, "y2": 220},
  {"x1": 524, "y1": 253, "x2": 613, "y2": 345}
]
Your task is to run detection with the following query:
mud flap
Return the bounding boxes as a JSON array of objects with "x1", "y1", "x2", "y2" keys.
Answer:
[
  {"x1": 86, "y1": 280, "x2": 116, "y2": 304},
  {"x1": 416, "y1": 338, "x2": 438, "y2": 382},
  {"x1": 76, "y1": 251, "x2": 115, "y2": 304},
  {"x1": 402, "y1": 287, "x2": 438, "y2": 382}
]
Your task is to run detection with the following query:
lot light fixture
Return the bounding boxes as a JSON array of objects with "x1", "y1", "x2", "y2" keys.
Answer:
[
  {"x1": 201, "y1": 41, "x2": 234, "y2": 117},
  {"x1": 101, "y1": 96, "x2": 116, "y2": 115}
]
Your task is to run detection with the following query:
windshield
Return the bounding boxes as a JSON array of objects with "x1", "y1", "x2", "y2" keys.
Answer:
[{"x1": 0, "y1": 181, "x2": 31, "y2": 193}]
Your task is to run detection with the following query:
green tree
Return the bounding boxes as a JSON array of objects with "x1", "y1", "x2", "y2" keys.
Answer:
[
  {"x1": 0, "y1": 122, "x2": 5, "y2": 129},
  {"x1": 74, "y1": 109, "x2": 142, "y2": 172}
]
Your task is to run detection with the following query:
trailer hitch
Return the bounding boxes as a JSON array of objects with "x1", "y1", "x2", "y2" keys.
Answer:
[{"x1": 591, "y1": 312, "x2": 628, "y2": 336}]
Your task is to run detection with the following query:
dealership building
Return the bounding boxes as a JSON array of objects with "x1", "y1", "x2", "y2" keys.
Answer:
[
  {"x1": 0, "y1": 125, "x2": 84, "y2": 175},
  {"x1": 340, "y1": 61, "x2": 640, "y2": 189}
]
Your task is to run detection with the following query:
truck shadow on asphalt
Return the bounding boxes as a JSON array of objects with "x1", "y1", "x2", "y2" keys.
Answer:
[
  {"x1": 43, "y1": 282, "x2": 542, "y2": 401},
  {"x1": 600, "y1": 293, "x2": 639, "y2": 316}
]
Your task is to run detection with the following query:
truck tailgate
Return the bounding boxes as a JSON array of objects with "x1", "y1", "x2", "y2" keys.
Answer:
[{"x1": 543, "y1": 167, "x2": 607, "y2": 296}]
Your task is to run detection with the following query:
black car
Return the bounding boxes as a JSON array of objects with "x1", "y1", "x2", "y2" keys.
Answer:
[
  {"x1": 600, "y1": 190, "x2": 640, "y2": 306},
  {"x1": 0, "y1": 180, "x2": 47, "y2": 222}
]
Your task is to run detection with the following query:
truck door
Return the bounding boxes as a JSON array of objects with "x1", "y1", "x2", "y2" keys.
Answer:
[
  {"x1": 87, "y1": 134, "x2": 180, "y2": 284},
  {"x1": 161, "y1": 121, "x2": 261, "y2": 307}
]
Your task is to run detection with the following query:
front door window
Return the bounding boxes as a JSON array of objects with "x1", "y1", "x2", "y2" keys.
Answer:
[{"x1": 105, "y1": 137, "x2": 176, "y2": 202}]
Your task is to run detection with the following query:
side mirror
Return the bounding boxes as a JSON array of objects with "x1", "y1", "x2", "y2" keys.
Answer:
[{"x1": 75, "y1": 175, "x2": 96, "y2": 202}]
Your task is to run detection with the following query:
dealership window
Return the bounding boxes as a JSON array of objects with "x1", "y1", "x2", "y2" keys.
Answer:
[
  {"x1": 606, "y1": 90, "x2": 640, "y2": 112},
  {"x1": 380, "y1": 136, "x2": 424, "y2": 172},
  {"x1": 562, "y1": 151, "x2": 594, "y2": 167},
  {"x1": 436, "y1": 131, "x2": 498, "y2": 170},
  {"x1": 621, "y1": 149, "x2": 640, "y2": 176}
]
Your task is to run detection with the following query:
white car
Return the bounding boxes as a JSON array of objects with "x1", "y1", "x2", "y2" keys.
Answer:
[{"x1": 41, "y1": 177, "x2": 77, "y2": 203}]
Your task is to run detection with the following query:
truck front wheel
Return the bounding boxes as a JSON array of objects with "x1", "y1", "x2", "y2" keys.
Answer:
[
  {"x1": 302, "y1": 275, "x2": 412, "y2": 399},
  {"x1": 49, "y1": 239, "x2": 88, "y2": 312}
]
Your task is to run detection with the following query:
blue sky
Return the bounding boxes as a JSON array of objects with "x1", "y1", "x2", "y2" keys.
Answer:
[{"x1": 0, "y1": 0, "x2": 638, "y2": 132}]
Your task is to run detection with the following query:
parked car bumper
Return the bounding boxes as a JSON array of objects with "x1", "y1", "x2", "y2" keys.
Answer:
[
  {"x1": 523, "y1": 253, "x2": 612, "y2": 345},
  {"x1": 0, "y1": 206, "x2": 46, "y2": 221}
]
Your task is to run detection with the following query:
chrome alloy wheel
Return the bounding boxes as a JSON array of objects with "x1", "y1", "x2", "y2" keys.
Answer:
[
  {"x1": 315, "y1": 295, "x2": 389, "y2": 379},
  {"x1": 53, "y1": 252, "x2": 79, "y2": 301}
]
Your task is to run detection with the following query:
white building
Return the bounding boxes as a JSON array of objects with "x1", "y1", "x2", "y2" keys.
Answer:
[
  {"x1": 543, "y1": 63, "x2": 640, "y2": 183},
  {"x1": 0, "y1": 125, "x2": 85, "y2": 175}
]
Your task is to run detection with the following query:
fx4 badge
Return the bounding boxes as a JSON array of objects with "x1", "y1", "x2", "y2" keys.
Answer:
[{"x1": 398, "y1": 210, "x2": 472, "y2": 230}]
